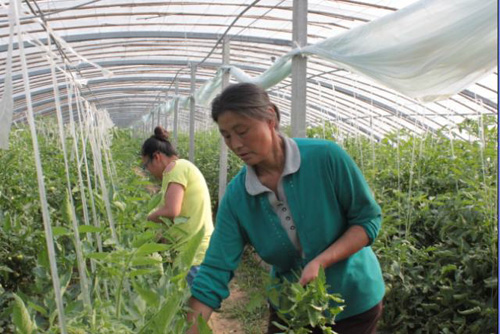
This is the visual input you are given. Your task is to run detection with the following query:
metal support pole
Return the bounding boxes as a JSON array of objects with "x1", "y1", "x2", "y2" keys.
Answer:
[
  {"x1": 156, "y1": 107, "x2": 160, "y2": 129},
  {"x1": 164, "y1": 93, "x2": 169, "y2": 129},
  {"x1": 151, "y1": 110, "x2": 155, "y2": 132},
  {"x1": 218, "y1": 37, "x2": 230, "y2": 202},
  {"x1": 189, "y1": 64, "x2": 196, "y2": 162},
  {"x1": 291, "y1": 0, "x2": 307, "y2": 138},
  {"x1": 173, "y1": 81, "x2": 179, "y2": 148}
]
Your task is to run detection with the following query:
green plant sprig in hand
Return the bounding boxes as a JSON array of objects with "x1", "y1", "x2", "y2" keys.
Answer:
[{"x1": 268, "y1": 267, "x2": 344, "y2": 334}]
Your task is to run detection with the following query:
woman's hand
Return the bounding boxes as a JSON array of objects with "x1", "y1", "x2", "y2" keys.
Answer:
[
  {"x1": 147, "y1": 211, "x2": 161, "y2": 223},
  {"x1": 299, "y1": 258, "x2": 322, "y2": 286},
  {"x1": 299, "y1": 225, "x2": 370, "y2": 286},
  {"x1": 187, "y1": 297, "x2": 213, "y2": 334}
]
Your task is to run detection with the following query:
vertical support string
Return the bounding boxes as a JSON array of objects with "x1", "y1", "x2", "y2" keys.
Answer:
[{"x1": 12, "y1": 1, "x2": 67, "y2": 331}]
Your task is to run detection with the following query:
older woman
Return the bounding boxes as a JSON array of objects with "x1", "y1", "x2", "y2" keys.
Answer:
[{"x1": 188, "y1": 83, "x2": 384, "y2": 334}]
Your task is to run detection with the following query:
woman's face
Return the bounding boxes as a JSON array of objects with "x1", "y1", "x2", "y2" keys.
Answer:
[
  {"x1": 217, "y1": 110, "x2": 276, "y2": 166},
  {"x1": 142, "y1": 153, "x2": 163, "y2": 180}
]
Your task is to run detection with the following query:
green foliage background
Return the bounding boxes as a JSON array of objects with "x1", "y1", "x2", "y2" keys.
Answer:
[
  {"x1": 0, "y1": 116, "x2": 497, "y2": 333},
  {"x1": 307, "y1": 118, "x2": 498, "y2": 334}
]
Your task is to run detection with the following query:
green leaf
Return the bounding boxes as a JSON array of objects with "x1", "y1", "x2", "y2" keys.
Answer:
[
  {"x1": 457, "y1": 306, "x2": 481, "y2": 315},
  {"x1": 144, "y1": 221, "x2": 163, "y2": 229},
  {"x1": 158, "y1": 216, "x2": 174, "y2": 226},
  {"x1": 440, "y1": 264, "x2": 457, "y2": 276},
  {"x1": 131, "y1": 231, "x2": 156, "y2": 248},
  {"x1": 113, "y1": 201, "x2": 126, "y2": 211},
  {"x1": 78, "y1": 225, "x2": 105, "y2": 234},
  {"x1": 129, "y1": 268, "x2": 159, "y2": 278},
  {"x1": 146, "y1": 193, "x2": 163, "y2": 212},
  {"x1": 173, "y1": 216, "x2": 189, "y2": 224},
  {"x1": 132, "y1": 281, "x2": 160, "y2": 308},
  {"x1": 271, "y1": 321, "x2": 289, "y2": 331},
  {"x1": 483, "y1": 277, "x2": 498, "y2": 288},
  {"x1": 137, "y1": 290, "x2": 184, "y2": 334},
  {"x1": 0, "y1": 265, "x2": 14, "y2": 273},
  {"x1": 197, "y1": 315, "x2": 213, "y2": 334},
  {"x1": 131, "y1": 256, "x2": 163, "y2": 266},
  {"x1": 174, "y1": 227, "x2": 205, "y2": 270},
  {"x1": 103, "y1": 238, "x2": 117, "y2": 246},
  {"x1": 60, "y1": 271, "x2": 72, "y2": 297},
  {"x1": 86, "y1": 252, "x2": 109, "y2": 260},
  {"x1": 52, "y1": 226, "x2": 71, "y2": 236},
  {"x1": 28, "y1": 302, "x2": 48, "y2": 317},
  {"x1": 12, "y1": 294, "x2": 35, "y2": 334},
  {"x1": 136, "y1": 243, "x2": 169, "y2": 255}
]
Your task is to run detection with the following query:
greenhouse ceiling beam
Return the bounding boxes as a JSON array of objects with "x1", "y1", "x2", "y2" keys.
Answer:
[
  {"x1": 12, "y1": 71, "x2": 493, "y2": 139},
  {"x1": 270, "y1": 86, "x2": 434, "y2": 136},
  {"x1": 11, "y1": 79, "x2": 201, "y2": 103},
  {"x1": 14, "y1": 92, "x2": 209, "y2": 123},
  {"x1": 15, "y1": 79, "x2": 431, "y2": 139},
  {"x1": 13, "y1": 85, "x2": 199, "y2": 115},
  {"x1": 305, "y1": 78, "x2": 438, "y2": 135},
  {"x1": 53, "y1": 106, "x2": 209, "y2": 128},
  {"x1": 13, "y1": 91, "x2": 177, "y2": 114},
  {"x1": 267, "y1": 91, "x2": 384, "y2": 141},
  {"x1": 14, "y1": 101, "x2": 210, "y2": 127},
  {"x1": 460, "y1": 89, "x2": 497, "y2": 110},
  {"x1": 7, "y1": 62, "x2": 496, "y2": 123},
  {"x1": 0, "y1": 31, "x2": 293, "y2": 53},
  {"x1": 303, "y1": 74, "x2": 447, "y2": 132},
  {"x1": 12, "y1": 70, "x2": 419, "y2": 119},
  {"x1": 1, "y1": 59, "x2": 266, "y2": 84}
]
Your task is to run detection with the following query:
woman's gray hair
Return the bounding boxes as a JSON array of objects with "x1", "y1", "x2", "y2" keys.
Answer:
[{"x1": 211, "y1": 82, "x2": 280, "y2": 129}]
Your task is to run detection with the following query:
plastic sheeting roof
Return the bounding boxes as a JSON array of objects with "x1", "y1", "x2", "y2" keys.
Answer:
[{"x1": 0, "y1": 0, "x2": 497, "y2": 139}]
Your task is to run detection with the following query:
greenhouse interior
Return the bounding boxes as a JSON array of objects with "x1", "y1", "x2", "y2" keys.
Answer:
[{"x1": 0, "y1": 0, "x2": 497, "y2": 333}]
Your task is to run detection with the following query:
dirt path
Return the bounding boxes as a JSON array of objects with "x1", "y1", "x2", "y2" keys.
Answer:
[
  {"x1": 208, "y1": 279, "x2": 268, "y2": 334},
  {"x1": 208, "y1": 283, "x2": 247, "y2": 334}
]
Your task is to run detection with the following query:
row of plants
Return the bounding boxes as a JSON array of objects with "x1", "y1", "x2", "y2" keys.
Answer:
[
  {"x1": 0, "y1": 123, "x2": 214, "y2": 333},
  {"x1": 308, "y1": 117, "x2": 498, "y2": 333},
  {"x1": 1, "y1": 115, "x2": 497, "y2": 333}
]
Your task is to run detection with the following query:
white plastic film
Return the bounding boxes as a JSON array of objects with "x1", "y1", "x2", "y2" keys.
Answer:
[
  {"x1": 223, "y1": 0, "x2": 497, "y2": 103},
  {"x1": 0, "y1": 2, "x2": 15, "y2": 149},
  {"x1": 300, "y1": 0, "x2": 497, "y2": 103},
  {"x1": 136, "y1": 0, "x2": 496, "y2": 129}
]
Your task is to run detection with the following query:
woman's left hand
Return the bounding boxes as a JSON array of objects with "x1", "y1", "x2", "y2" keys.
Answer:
[
  {"x1": 147, "y1": 212, "x2": 159, "y2": 222},
  {"x1": 299, "y1": 259, "x2": 322, "y2": 286}
]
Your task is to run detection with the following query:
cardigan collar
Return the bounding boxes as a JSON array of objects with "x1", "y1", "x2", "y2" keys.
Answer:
[{"x1": 245, "y1": 135, "x2": 301, "y2": 196}]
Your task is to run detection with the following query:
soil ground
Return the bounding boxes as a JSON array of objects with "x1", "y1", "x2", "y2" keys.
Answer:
[{"x1": 208, "y1": 278, "x2": 268, "y2": 334}]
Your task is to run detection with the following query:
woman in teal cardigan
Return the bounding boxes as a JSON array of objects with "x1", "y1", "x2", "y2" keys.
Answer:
[{"x1": 188, "y1": 83, "x2": 384, "y2": 334}]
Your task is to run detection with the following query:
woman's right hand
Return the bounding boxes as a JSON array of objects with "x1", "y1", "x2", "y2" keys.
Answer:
[{"x1": 186, "y1": 297, "x2": 213, "y2": 334}]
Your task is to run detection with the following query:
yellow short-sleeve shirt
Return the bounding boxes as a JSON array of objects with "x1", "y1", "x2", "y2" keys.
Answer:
[{"x1": 160, "y1": 159, "x2": 214, "y2": 265}]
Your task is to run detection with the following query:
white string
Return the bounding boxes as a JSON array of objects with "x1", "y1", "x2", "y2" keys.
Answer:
[
  {"x1": 12, "y1": 1, "x2": 67, "y2": 331},
  {"x1": 0, "y1": 1, "x2": 15, "y2": 149},
  {"x1": 47, "y1": 33, "x2": 92, "y2": 309},
  {"x1": 85, "y1": 102, "x2": 119, "y2": 243}
]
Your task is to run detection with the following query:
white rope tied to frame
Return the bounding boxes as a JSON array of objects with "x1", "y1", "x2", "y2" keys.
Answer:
[
  {"x1": 11, "y1": 0, "x2": 67, "y2": 332},
  {"x1": 36, "y1": 17, "x2": 114, "y2": 79},
  {"x1": 0, "y1": 1, "x2": 15, "y2": 149},
  {"x1": 83, "y1": 101, "x2": 119, "y2": 244},
  {"x1": 47, "y1": 34, "x2": 92, "y2": 309}
]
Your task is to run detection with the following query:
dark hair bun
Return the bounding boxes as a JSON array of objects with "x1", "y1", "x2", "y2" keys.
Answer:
[{"x1": 154, "y1": 126, "x2": 169, "y2": 141}]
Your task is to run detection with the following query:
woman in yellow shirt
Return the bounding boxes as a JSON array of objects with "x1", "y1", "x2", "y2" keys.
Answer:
[{"x1": 141, "y1": 126, "x2": 214, "y2": 286}]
